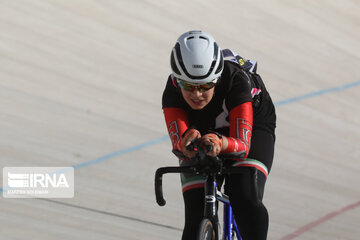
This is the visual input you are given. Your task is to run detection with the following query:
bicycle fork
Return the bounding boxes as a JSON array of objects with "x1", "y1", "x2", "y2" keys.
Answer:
[{"x1": 204, "y1": 174, "x2": 220, "y2": 238}]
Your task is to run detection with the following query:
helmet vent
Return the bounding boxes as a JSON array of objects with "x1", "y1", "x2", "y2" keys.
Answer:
[
  {"x1": 215, "y1": 53, "x2": 223, "y2": 74},
  {"x1": 213, "y1": 43, "x2": 219, "y2": 60},
  {"x1": 170, "y1": 51, "x2": 181, "y2": 75},
  {"x1": 189, "y1": 30, "x2": 202, "y2": 34},
  {"x1": 174, "y1": 43, "x2": 187, "y2": 75}
]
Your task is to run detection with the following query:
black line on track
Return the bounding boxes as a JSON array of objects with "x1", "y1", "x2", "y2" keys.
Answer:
[{"x1": 39, "y1": 198, "x2": 182, "y2": 232}]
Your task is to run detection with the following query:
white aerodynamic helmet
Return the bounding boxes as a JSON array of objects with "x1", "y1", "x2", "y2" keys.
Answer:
[{"x1": 170, "y1": 30, "x2": 224, "y2": 84}]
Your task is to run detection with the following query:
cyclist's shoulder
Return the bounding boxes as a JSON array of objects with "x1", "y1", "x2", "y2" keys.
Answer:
[
  {"x1": 219, "y1": 61, "x2": 252, "y2": 92},
  {"x1": 162, "y1": 75, "x2": 186, "y2": 108}
]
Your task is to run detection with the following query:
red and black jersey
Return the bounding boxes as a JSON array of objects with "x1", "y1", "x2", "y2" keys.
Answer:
[{"x1": 162, "y1": 59, "x2": 276, "y2": 159}]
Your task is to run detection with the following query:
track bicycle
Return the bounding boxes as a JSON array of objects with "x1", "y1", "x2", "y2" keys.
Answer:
[{"x1": 155, "y1": 144, "x2": 259, "y2": 240}]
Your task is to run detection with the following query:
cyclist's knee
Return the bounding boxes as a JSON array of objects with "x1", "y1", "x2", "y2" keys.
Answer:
[{"x1": 227, "y1": 168, "x2": 267, "y2": 205}]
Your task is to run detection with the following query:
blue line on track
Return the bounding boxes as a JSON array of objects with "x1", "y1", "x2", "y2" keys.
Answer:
[
  {"x1": 275, "y1": 80, "x2": 360, "y2": 106},
  {"x1": 72, "y1": 135, "x2": 169, "y2": 169},
  {"x1": 1, "y1": 80, "x2": 359, "y2": 193}
]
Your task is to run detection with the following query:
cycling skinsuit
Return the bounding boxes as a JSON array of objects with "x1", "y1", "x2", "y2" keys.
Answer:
[{"x1": 162, "y1": 50, "x2": 276, "y2": 240}]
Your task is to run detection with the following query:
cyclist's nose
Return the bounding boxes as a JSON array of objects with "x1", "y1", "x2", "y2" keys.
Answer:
[{"x1": 191, "y1": 87, "x2": 202, "y2": 97}]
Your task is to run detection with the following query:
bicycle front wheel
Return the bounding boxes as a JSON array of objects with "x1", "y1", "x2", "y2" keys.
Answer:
[{"x1": 198, "y1": 218, "x2": 216, "y2": 240}]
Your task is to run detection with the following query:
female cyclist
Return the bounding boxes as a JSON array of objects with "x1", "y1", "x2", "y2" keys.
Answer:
[{"x1": 162, "y1": 30, "x2": 276, "y2": 240}]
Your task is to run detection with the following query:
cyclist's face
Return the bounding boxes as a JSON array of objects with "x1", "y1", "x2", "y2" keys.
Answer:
[{"x1": 180, "y1": 87, "x2": 215, "y2": 110}]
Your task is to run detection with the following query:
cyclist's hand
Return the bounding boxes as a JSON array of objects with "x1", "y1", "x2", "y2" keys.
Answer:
[
  {"x1": 200, "y1": 133, "x2": 223, "y2": 157},
  {"x1": 181, "y1": 129, "x2": 201, "y2": 158}
]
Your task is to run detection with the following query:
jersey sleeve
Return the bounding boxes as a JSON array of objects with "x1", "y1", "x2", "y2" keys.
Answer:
[
  {"x1": 163, "y1": 108, "x2": 189, "y2": 151},
  {"x1": 222, "y1": 69, "x2": 254, "y2": 159},
  {"x1": 222, "y1": 102, "x2": 253, "y2": 159},
  {"x1": 162, "y1": 75, "x2": 191, "y2": 151},
  {"x1": 162, "y1": 75, "x2": 190, "y2": 151}
]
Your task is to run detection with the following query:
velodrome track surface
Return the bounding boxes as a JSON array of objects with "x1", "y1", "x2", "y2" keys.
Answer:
[{"x1": 1, "y1": 1, "x2": 359, "y2": 239}]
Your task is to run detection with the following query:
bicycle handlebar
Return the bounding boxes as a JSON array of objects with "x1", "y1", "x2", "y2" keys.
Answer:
[
  {"x1": 155, "y1": 162, "x2": 259, "y2": 206},
  {"x1": 155, "y1": 141, "x2": 259, "y2": 206},
  {"x1": 155, "y1": 166, "x2": 197, "y2": 206}
]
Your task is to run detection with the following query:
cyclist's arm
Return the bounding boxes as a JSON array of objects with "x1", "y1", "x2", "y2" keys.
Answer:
[
  {"x1": 221, "y1": 101, "x2": 253, "y2": 159},
  {"x1": 163, "y1": 107, "x2": 189, "y2": 152}
]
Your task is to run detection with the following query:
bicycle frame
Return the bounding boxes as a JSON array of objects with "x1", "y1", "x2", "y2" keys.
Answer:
[{"x1": 215, "y1": 182, "x2": 241, "y2": 240}]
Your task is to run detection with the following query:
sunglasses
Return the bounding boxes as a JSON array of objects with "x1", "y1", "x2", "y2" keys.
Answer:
[{"x1": 176, "y1": 78, "x2": 218, "y2": 93}]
